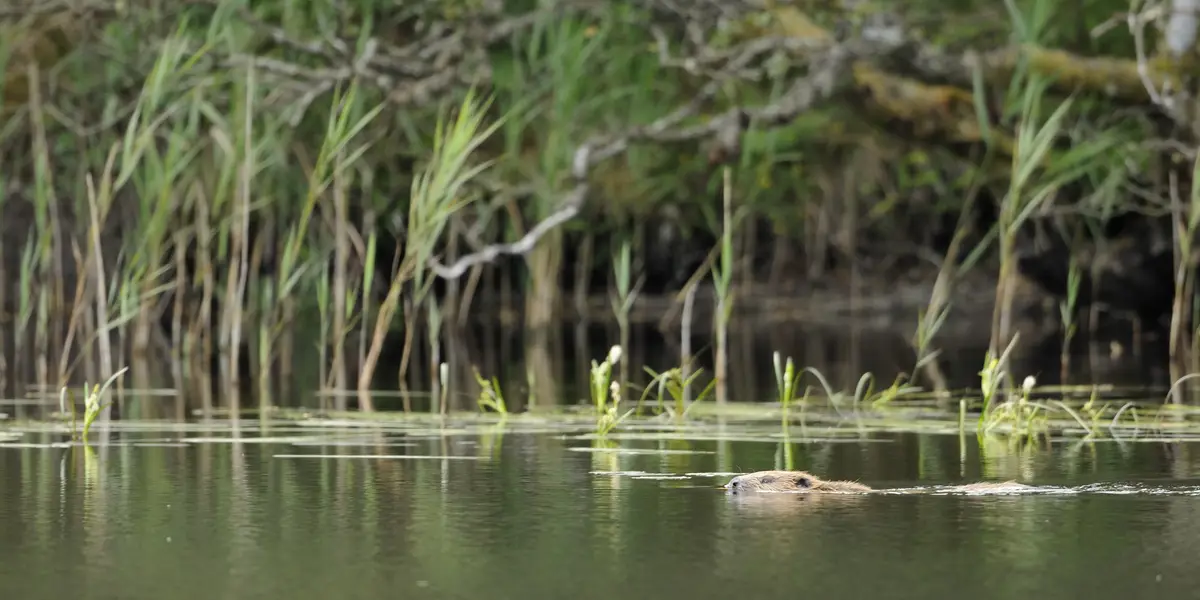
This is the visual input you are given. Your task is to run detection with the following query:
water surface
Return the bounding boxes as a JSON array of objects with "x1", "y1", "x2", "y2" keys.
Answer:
[{"x1": 1, "y1": 424, "x2": 1198, "y2": 599}]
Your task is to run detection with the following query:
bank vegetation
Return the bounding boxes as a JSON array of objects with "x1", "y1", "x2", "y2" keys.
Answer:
[{"x1": 1, "y1": 0, "x2": 1198, "y2": 417}]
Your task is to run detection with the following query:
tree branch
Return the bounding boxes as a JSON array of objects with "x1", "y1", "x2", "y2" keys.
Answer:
[{"x1": 427, "y1": 40, "x2": 875, "y2": 280}]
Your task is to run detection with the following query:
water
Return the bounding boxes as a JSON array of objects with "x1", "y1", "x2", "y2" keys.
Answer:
[{"x1": 2, "y1": 424, "x2": 1199, "y2": 599}]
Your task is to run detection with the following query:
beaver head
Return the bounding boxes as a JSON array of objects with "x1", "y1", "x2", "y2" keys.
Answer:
[{"x1": 724, "y1": 470, "x2": 872, "y2": 494}]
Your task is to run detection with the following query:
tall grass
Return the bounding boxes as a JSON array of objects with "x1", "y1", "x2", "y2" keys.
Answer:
[
  {"x1": 988, "y1": 0, "x2": 1134, "y2": 356},
  {"x1": 0, "y1": 0, "x2": 1175, "y2": 421},
  {"x1": 1058, "y1": 258, "x2": 1082, "y2": 376},
  {"x1": 988, "y1": 71, "x2": 1128, "y2": 356},
  {"x1": 610, "y1": 237, "x2": 640, "y2": 395},
  {"x1": 1168, "y1": 150, "x2": 1200, "y2": 361},
  {"x1": 359, "y1": 87, "x2": 502, "y2": 411},
  {"x1": 989, "y1": 75, "x2": 1075, "y2": 356},
  {"x1": 500, "y1": 14, "x2": 610, "y2": 333},
  {"x1": 712, "y1": 167, "x2": 736, "y2": 404}
]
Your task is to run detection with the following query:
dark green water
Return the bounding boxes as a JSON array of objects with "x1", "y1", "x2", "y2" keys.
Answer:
[{"x1": 2, "y1": 426, "x2": 1199, "y2": 599}]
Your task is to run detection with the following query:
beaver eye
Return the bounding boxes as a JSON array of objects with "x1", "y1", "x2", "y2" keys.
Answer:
[
  {"x1": 794, "y1": 476, "x2": 811, "y2": 488},
  {"x1": 760, "y1": 476, "x2": 776, "y2": 484}
]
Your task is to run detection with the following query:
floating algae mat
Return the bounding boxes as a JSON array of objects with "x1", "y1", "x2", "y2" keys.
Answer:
[
  {"x1": 7, "y1": 391, "x2": 1200, "y2": 452},
  {"x1": 272, "y1": 453, "x2": 482, "y2": 460},
  {"x1": 0, "y1": 441, "x2": 73, "y2": 449},
  {"x1": 288, "y1": 440, "x2": 419, "y2": 448},
  {"x1": 567, "y1": 446, "x2": 715, "y2": 456},
  {"x1": 567, "y1": 431, "x2": 893, "y2": 444},
  {"x1": 590, "y1": 470, "x2": 737, "y2": 480}
]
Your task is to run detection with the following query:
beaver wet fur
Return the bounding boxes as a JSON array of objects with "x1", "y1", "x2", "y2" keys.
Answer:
[
  {"x1": 725, "y1": 471, "x2": 871, "y2": 494},
  {"x1": 725, "y1": 470, "x2": 1029, "y2": 494}
]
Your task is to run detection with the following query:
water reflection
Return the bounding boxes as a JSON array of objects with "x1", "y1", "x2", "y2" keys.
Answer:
[
  {"x1": 0, "y1": 428, "x2": 1199, "y2": 598},
  {"x1": 0, "y1": 311, "x2": 1184, "y2": 421}
]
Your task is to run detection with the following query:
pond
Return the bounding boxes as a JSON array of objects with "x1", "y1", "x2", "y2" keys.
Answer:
[{"x1": 1, "y1": 419, "x2": 1198, "y2": 599}]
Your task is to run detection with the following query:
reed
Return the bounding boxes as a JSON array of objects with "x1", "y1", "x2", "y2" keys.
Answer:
[
  {"x1": 989, "y1": 75, "x2": 1073, "y2": 356},
  {"x1": 772, "y1": 351, "x2": 800, "y2": 427},
  {"x1": 359, "y1": 87, "x2": 502, "y2": 410},
  {"x1": 712, "y1": 167, "x2": 736, "y2": 404},
  {"x1": 315, "y1": 264, "x2": 330, "y2": 396},
  {"x1": 1058, "y1": 258, "x2": 1082, "y2": 376},
  {"x1": 990, "y1": 0, "x2": 1133, "y2": 356},
  {"x1": 1168, "y1": 150, "x2": 1200, "y2": 360},
  {"x1": 610, "y1": 237, "x2": 640, "y2": 397},
  {"x1": 911, "y1": 126, "x2": 995, "y2": 395},
  {"x1": 0, "y1": 173, "x2": 6, "y2": 398},
  {"x1": 0, "y1": 27, "x2": 7, "y2": 396},
  {"x1": 428, "y1": 300, "x2": 444, "y2": 414},
  {"x1": 0, "y1": 0, "x2": 1175, "y2": 422},
  {"x1": 25, "y1": 62, "x2": 54, "y2": 393}
]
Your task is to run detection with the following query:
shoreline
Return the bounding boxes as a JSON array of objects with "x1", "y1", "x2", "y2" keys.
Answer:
[{"x1": 454, "y1": 263, "x2": 1051, "y2": 329}]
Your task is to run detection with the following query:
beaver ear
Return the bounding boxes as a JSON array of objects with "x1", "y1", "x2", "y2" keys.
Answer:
[
  {"x1": 759, "y1": 475, "x2": 777, "y2": 484},
  {"x1": 793, "y1": 475, "x2": 812, "y2": 488}
]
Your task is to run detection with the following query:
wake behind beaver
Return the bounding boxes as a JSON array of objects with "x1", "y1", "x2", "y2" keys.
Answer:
[{"x1": 721, "y1": 470, "x2": 1200, "y2": 496}]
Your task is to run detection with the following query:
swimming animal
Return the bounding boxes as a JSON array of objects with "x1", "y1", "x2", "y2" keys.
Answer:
[{"x1": 725, "y1": 470, "x2": 1030, "y2": 495}]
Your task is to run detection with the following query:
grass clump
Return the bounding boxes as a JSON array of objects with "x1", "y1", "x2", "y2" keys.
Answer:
[{"x1": 640, "y1": 364, "x2": 714, "y2": 419}]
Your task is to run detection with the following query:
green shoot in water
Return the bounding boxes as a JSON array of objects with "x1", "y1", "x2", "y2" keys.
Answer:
[
  {"x1": 473, "y1": 367, "x2": 508, "y2": 414},
  {"x1": 60, "y1": 366, "x2": 130, "y2": 443},
  {"x1": 772, "y1": 351, "x2": 800, "y2": 424},
  {"x1": 591, "y1": 345, "x2": 633, "y2": 435}
]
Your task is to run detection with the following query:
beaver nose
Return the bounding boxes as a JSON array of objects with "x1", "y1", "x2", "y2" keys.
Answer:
[{"x1": 727, "y1": 477, "x2": 742, "y2": 492}]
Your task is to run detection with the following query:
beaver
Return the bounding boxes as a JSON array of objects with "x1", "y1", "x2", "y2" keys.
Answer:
[
  {"x1": 725, "y1": 470, "x2": 1030, "y2": 495},
  {"x1": 725, "y1": 470, "x2": 871, "y2": 494}
]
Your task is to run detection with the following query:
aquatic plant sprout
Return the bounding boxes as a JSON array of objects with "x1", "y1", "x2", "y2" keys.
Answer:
[
  {"x1": 590, "y1": 345, "x2": 634, "y2": 436},
  {"x1": 59, "y1": 366, "x2": 129, "y2": 443}
]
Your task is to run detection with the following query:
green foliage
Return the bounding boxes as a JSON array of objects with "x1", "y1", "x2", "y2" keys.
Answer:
[{"x1": 0, "y1": 0, "x2": 1176, "y2": 411}]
